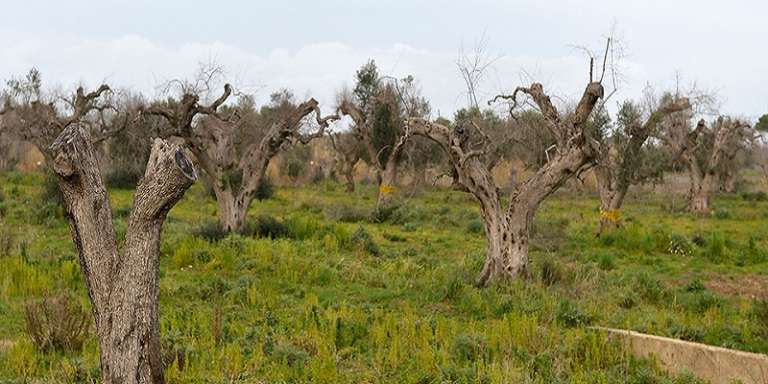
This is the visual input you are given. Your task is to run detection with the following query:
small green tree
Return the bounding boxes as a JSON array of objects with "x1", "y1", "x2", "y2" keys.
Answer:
[{"x1": 756, "y1": 114, "x2": 768, "y2": 133}]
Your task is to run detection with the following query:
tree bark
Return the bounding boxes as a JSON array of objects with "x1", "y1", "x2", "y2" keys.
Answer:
[
  {"x1": 377, "y1": 157, "x2": 399, "y2": 208},
  {"x1": 50, "y1": 125, "x2": 195, "y2": 384},
  {"x1": 688, "y1": 171, "x2": 712, "y2": 214}
]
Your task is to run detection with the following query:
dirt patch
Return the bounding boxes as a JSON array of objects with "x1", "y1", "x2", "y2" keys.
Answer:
[{"x1": 704, "y1": 274, "x2": 768, "y2": 300}]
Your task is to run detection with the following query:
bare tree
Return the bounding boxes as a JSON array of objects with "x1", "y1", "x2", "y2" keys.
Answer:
[
  {"x1": 408, "y1": 76, "x2": 605, "y2": 286},
  {"x1": 145, "y1": 86, "x2": 338, "y2": 232},
  {"x1": 593, "y1": 93, "x2": 691, "y2": 232},
  {"x1": 337, "y1": 60, "x2": 430, "y2": 208},
  {"x1": 49, "y1": 125, "x2": 195, "y2": 384},
  {"x1": 659, "y1": 107, "x2": 754, "y2": 213},
  {"x1": 328, "y1": 131, "x2": 362, "y2": 192},
  {"x1": 0, "y1": 69, "x2": 132, "y2": 166},
  {"x1": 5, "y1": 75, "x2": 199, "y2": 383}
]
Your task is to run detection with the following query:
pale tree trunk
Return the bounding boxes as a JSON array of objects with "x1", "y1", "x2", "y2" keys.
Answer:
[
  {"x1": 688, "y1": 170, "x2": 712, "y2": 214},
  {"x1": 50, "y1": 125, "x2": 195, "y2": 384},
  {"x1": 336, "y1": 156, "x2": 357, "y2": 192},
  {"x1": 685, "y1": 149, "x2": 712, "y2": 214},
  {"x1": 212, "y1": 186, "x2": 247, "y2": 233},
  {"x1": 377, "y1": 157, "x2": 399, "y2": 208},
  {"x1": 468, "y1": 157, "x2": 538, "y2": 287},
  {"x1": 595, "y1": 167, "x2": 626, "y2": 234}
]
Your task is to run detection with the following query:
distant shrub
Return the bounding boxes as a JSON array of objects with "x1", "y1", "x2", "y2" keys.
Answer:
[
  {"x1": 736, "y1": 237, "x2": 768, "y2": 266},
  {"x1": 451, "y1": 333, "x2": 487, "y2": 362},
  {"x1": 369, "y1": 204, "x2": 398, "y2": 223},
  {"x1": 556, "y1": 299, "x2": 592, "y2": 327},
  {"x1": 40, "y1": 172, "x2": 63, "y2": 206},
  {"x1": 244, "y1": 215, "x2": 290, "y2": 239},
  {"x1": 702, "y1": 232, "x2": 731, "y2": 263},
  {"x1": 24, "y1": 293, "x2": 90, "y2": 353},
  {"x1": 684, "y1": 279, "x2": 706, "y2": 292},
  {"x1": 205, "y1": 174, "x2": 274, "y2": 201},
  {"x1": 104, "y1": 167, "x2": 142, "y2": 189},
  {"x1": 713, "y1": 207, "x2": 731, "y2": 219},
  {"x1": 254, "y1": 177, "x2": 275, "y2": 201},
  {"x1": 382, "y1": 232, "x2": 406, "y2": 242},
  {"x1": 466, "y1": 220, "x2": 484, "y2": 235},
  {"x1": 350, "y1": 226, "x2": 380, "y2": 256},
  {"x1": 680, "y1": 291, "x2": 720, "y2": 314},
  {"x1": 192, "y1": 221, "x2": 228, "y2": 242},
  {"x1": 634, "y1": 273, "x2": 668, "y2": 304},
  {"x1": 740, "y1": 191, "x2": 767, "y2": 202},
  {"x1": 596, "y1": 253, "x2": 615, "y2": 270}
]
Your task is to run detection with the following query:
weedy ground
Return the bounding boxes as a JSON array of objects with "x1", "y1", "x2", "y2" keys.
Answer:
[{"x1": 1, "y1": 171, "x2": 766, "y2": 383}]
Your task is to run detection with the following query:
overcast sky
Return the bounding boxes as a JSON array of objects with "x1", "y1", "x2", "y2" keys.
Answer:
[{"x1": 1, "y1": 0, "x2": 766, "y2": 119}]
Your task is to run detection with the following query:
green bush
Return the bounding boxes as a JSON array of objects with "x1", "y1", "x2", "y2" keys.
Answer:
[
  {"x1": 245, "y1": 215, "x2": 290, "y2": 239},
  {"x1": 597, "y1": 253, "x2": 615, "y2": 270},
  {"x1": 254, "y1": 176, "x2": 275, "y2": 201},
  {"x1": 684, "y1": 279, "x2": 706, "y2": 292},
  {"x1": 466, "y1": 220, "x2": 484, "y2": 235},
  {"x1": 104, "y1": 167, "x2": 143, "y2": 189},
  {"x1": 556, "y1": 299, "x2": 592, "y2": 327},
  {"x1": 451, "y1": 333, "x2": 487, "y2": 362},
  {"x1": 40, "y1": 172, "x2": 63, "y2": 206},
  {"x1": 740, "y1": 191, "x2": 767, "y2": 201},
  {"x1": 192, "y1": 221, "x2": 229, "y2": 242},
  {"x1": 349, "y1": 226, "x2": 380, "y2": 256}
]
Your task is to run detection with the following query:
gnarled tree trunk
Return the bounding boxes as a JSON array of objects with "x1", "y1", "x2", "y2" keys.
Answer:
[
  {"x1": 408, "y1": 80, "x2": 603, "y2": 287},
  {"x1": 688, "y1": 168, "x2": 712, "y2": 214},
  {"x1": 50, "y1": 125, "x2": 195, "y2": 384}
]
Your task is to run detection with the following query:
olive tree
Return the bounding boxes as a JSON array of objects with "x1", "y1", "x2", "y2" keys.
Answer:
[
  {"x1": 659, "y1": 106, "x2": 753, "y2": 213},
  {"x1": 407, "y1": 77, "x2": 605, "y2": 286},
  {"x1": 145, "y1": 85, "x2": 338, "y2": 232},
  {"x1": 593, "y1": 94, "x2": 690, "y2": 232},
  {"x1": 0, "y1": 69, "x2": 128, "y2": 163},
  {"x1": 338, "y1": 60, "x2": 430, "y2": 207}
]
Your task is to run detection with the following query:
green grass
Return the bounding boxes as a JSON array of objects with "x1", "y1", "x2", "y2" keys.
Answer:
[{"x1": 1, "y1": 171, "x2": 766, "y2": 382}]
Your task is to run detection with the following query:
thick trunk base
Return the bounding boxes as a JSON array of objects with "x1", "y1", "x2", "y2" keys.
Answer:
[
  {"x1": 689, "y1": 194, "x2": 710, "y2": 214},
  {"x1": 476, "y1": 227, "x2": 529, "y2": 287}
]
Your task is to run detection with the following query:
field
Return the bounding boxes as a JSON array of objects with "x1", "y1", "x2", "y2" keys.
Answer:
[{"x1": 1, "y1": 172, "x2": 767, "y2": 383}]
